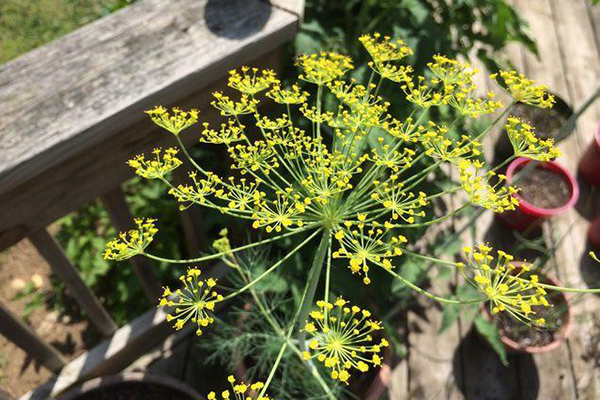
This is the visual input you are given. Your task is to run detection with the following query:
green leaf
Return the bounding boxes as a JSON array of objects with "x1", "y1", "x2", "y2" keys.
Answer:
[
  {"x1": 474, "y1": 315, "x2": 508, "y2": 366},
  {"x1": 439, "y1": 304, "x2": 461, "y2": 333}
]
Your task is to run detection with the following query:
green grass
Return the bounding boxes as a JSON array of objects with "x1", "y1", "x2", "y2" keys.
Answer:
[{"x1": 0, "y1": 0, "x2": 134, "y2": 64}]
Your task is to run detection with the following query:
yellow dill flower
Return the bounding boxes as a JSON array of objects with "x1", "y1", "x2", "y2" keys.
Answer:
[
  {"x1": 492, "y1": 70, "x2": 555, "y2": 108},
  {"x1": 302, "y1": 298, "x2": 388, "y2": 384},
  {"x1": 228, "y1": 66, "x2": 279, "y2": 95},
  {"x1": 396, "y1": 67, "x2": 444, "y2": 108},
  {"x1": 169, "y1": 171, "x2": 221, "y2": 210},
  {"x1": 215, "y1": 177, "x2": 263, "y2": 211},
  {"x1": 381, "y1": 117, "x2": 422, "y2": 142},
  {"x1": 256, "y1": 115, "x2": 291, "y2": 131},
  {"x1": 207, "y1": 376, "x2": 271, "y2": 400},
  {"x1": 360, "y1": 33, "x2": 413, "y2": 65},
  {"x1": 300, "y1": 104, "x2": 334, "y2": 124},
  {"x1": 211, "y1": 92, "x2": 259, "y2": 117},
  {"x1": 428, "y1": 55, "x2": 475, "y2": 86},
  {"x1": 421, "y1": 123, "x2": 482, "y2": 163},
  {"x1": 359, "y1": 33, "x2": 413, "y2": 82},
  {"x1": 333, "y1": 216, "x2": 406, "y2": 284},
  {"x1": 370, "y1": 182, "x2": 428, "y2": 223},
  {"x1": 296, "y1": 52, "x2": 353, "y2": 85},
  {"x1": 251, "y1": 191, "x2": 305, "y2": 233},
  {"x1": 462, "y1": 245, "x2": 550, "y2": 326},
  {"x1": 161, "y1": 268, "x2": 223, "y2": 336},
  {"x1": 145, "y1": 106, "x2": 199, "y2": 135},
  {"x1": 458, "y1": 159, "x2": 519, "y2": 212},
  {"x1": 228, "y1": 141, "x2": 279, "y2": 174},
  {"x1": 127, "y1": 147, "x2": 182, "y2": 179},
  {"x1": 199, "y1": 120, "x2": 246, "y2": 145},
  {"x1": 103, "y1": 218, "x2": 158, "y2": 260},
  {"x1": 505, "y1": 116, "x2": 560, "y2": 161},
  {"x1": 369, "y1": 140, "x2": 415, "y2": 172},
  {"x1": 267, "y1": 84, "x2": 308, "y2": 104}
]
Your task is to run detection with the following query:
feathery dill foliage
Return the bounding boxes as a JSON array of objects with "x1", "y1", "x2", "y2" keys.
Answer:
[{"x1": 102, "y1": 34, "x2": 592, "y2": 398}]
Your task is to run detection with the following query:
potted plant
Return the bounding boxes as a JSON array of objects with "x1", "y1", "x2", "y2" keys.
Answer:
[
  {"x1": 480, "y1": 263, "x2": 571, "y2": 354},
  {"x1": 498, "y1": 157, "x2": 579, "y2": 231},
  {"x1": 579, "y1": 122, "x2": 600, "y2": 187},
  {"x1": 58, "y1": 372, "x2": 204, "y2": 400},
  {"x1": 495, "y1": 93, "x2": 574, "y2": 159}
]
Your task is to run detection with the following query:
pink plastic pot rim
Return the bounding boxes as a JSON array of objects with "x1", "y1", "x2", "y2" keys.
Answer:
[{"x1": 506, "y1": 157, "x2": 579, "y2": 217}]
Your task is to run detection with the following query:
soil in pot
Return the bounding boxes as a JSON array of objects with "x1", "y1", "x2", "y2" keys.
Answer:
[
  {"x1": 512, "y1": 103, "x2": 568, "y2": 140},
  {"x1": 70, "y1": 382, "x2": 193, "y2": 400},
  {"x1": 516, "y1": 166, "x2": 571, "y2": 209},
  {"x1": 494, "y1": 290, "x2": 568, "y2": 348}
]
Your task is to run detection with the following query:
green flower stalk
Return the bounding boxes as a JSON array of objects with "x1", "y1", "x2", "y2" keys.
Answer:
[{"x1": 101, "y1": 34, "x2": 600, "y2": 397}]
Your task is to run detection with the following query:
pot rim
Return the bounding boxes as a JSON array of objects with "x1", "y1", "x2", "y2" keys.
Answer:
[
  {"x1": 506, "y1": 157, "x2": 579, "y2": 216},
  {"x1": 57, "y1": 372, "x2": 204, "y2": 400},
  {"x1": 481, "y1": 262, "x2": 572, "y2": 354}
]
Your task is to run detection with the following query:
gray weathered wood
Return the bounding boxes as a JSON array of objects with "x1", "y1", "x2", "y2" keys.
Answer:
[
  {"x1": 270, "y1": 0, "x2": 305, "y2": 21},
  {"x1": 101, "y1": 187, "x2": 162, "y2": 301},
  {"x1": 0, "y1": 301, "x2": 67, "y2": 374},
  {"x1": 0, "y1": 0, "x2": 299, "y2": 250},
  {"x1": 29, "y1": 229, "x2": 118, "y2": 337}
]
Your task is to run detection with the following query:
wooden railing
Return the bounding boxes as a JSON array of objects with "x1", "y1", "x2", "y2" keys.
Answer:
[{"x1": 0, "y1": 0, "x2": 303, "y2": 397}]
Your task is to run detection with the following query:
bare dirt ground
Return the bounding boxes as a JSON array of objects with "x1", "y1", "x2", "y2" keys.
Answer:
[{"x1": 0, "y1": 233, "x2": 95, "y2": 398}]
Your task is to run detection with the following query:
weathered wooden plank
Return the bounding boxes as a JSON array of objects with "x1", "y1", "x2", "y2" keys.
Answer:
[
  {"x1": 533, "y1": 0, "x2": 600, "y2": 398},
  {"x1": 270, "y1": 0, "x2": 306, "y2": 21},
  {"x1": 506, "y1": 2, "x2": 581, "y2": 399},
  {"x1": 28, "y1": 229, "x2": 119, "y2": 337},
  {"x1": 0, "y1": 0, "x2": 297, "y2": 195},
  {"x1": 0, "y1": 301, "x2": 67, "y2": 374},
  {"x1": 0, "y1": 47, "x2": 283, "y2": 252},
  {"x1": 101, "y1": 187, "x2": 162, "y2": 301}
]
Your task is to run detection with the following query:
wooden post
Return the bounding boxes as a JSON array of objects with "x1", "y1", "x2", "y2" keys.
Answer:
[
  {"x1": 29, "y1": 229, "x2": 118, "y2": 337},
  {"x1": 0, "y1": 301, "x2": 66, "y2": 374},
  {"x1": 173, "y1": 167, "x2": 205, "y2": 257},
  {"x1": 100, "y1": 187, "x2": 162, "y2": 300}
]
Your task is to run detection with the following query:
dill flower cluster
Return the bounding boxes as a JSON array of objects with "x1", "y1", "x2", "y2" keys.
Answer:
[
  {"x1": 100, "y1": 33, "x2": 587, "y2": 398},
  {"x1": 505, "y1": 116, "x2": 560, "y2": 161},
  {"x1": 161, "y1": 268, "x2": 223, "y2": 336},
  {"x1": 103, "y1": 218, "x2": 157, "y2": 261},
  {"x1": 207, "y1": 376, "x2": 271, "y2": 400},
  {"x1": 302, "y1": 298, "x2": 388, "y2": 384},
  {"x1": 461, "y1": 245, "x2": 549, "y2": 326}
]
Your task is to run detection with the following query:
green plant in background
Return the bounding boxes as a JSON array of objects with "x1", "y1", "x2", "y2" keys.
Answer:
[
  {"x1": 295, "y1": 0, "x2": 536, "y2": 71},
  {"x1": 0, "y1": 0, "x2": 135, "y2": 64},
  {"x1": 100, "y1": 34, "x2": 599, "y2": 398},
  {"x1": 55, "y1": 178, "x2": 184, "y2": 325}
]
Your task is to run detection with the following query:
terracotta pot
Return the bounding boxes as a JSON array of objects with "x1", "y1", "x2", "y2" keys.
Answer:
[
  {"x1": 498, "y1": 157, "x2": 579, "y2": 232},
  {"x1": 481, "y1": 264, "x2": 572, "y2": 354},
  {"x1": 58, "y1": 372, "x2": 204, "y2": 400},
  {"x1": 579, "y1": 122, "x2": 600, "y2": 187},
  {"x1": 589, "y1": 214, "x2": 600, "y2": 249}
]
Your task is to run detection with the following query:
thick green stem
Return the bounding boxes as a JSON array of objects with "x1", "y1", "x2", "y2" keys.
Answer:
[
  {"x1": 258, "y1": 228, "x2": 331, "y2": 398},
  {"x1": 297, "y1": 229, "x2": 331, "y2": 348}
]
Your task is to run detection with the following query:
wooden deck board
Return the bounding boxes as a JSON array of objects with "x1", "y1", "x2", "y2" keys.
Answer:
[{"x1": 390, "y1": 0, "x2": 600, "y2": 398}]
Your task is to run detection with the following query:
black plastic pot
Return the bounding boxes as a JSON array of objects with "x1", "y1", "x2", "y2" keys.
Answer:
[{"x1": 58, "y1": 372, "x2": 204, "y2": 400}]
